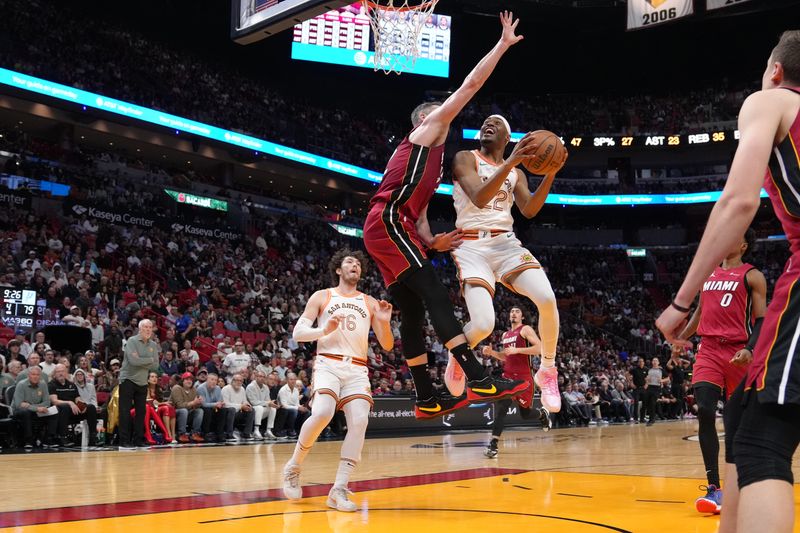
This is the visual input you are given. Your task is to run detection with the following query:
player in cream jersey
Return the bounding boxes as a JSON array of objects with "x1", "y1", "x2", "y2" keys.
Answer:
[
  {"x1": 283, "y1": 250, "x2": 393, "y2": 512},
  {"x1": 315, "y1": 288, "x2": 372, "y2": 360},
  {"x1": 445, "y1": 114, "x2": 567, "y2": 414}
]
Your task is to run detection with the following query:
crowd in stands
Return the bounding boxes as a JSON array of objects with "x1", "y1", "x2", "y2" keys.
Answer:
[
  {"x1": 1, "y1": 119, "x2": 795, "y2": 446},
  {"x1": 1, "y1": 0, "x2": 751, "y2": 189}
]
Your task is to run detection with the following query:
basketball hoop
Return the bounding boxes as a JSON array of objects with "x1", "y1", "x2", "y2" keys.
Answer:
[{"x1": 361, "y1": 0, "x2": 439, "y2": 75}]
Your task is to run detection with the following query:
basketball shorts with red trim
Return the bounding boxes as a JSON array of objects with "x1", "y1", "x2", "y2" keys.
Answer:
[
  {"x1": 364, "y1": 204, "x2": 429, "y2": 287},
  {"x1": 504, "y1": 371, "x2": 534, "y2": 409},
  {"x1": 450, "y1": 232, "x2": 541, "y2": 295},
  {"x1": 747, "y1": 259, "x2": 800, "y2": 405},
  {"x1": 692, "y1": 336, "x2": 748, "y2": 399},
  {"x1": 311, "y1": 356, "x2": 373, "y2": 410}
]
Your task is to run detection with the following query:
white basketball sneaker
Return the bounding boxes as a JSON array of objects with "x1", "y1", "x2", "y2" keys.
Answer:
[
  {"x1": 444, "y1": 352, "x2": 466, "y2": 396},
  {"x1": 282, "y1": 463, "x2": 302, "y2": 501},
  {"x1": 327, "y1": 486, "x2": 358, "y2": 512},
  {"x1": 534, "y1": 366, "x2": 562, "y2": 413}
]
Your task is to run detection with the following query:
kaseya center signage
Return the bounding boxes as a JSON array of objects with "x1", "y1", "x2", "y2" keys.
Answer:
[
  {"x1": 64, "y1": 200, "x2": 241, "y2": 240},
  {"x1": 164, "y1": 189, "x2": 228, "y2": 212}
]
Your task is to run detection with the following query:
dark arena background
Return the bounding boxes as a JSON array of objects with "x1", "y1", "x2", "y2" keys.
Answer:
[{"x1": 1, "y1": 0, "x2": 800, "y2": 531}]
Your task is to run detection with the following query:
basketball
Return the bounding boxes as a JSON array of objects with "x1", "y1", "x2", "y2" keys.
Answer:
[{"x1": 522, "y1": 130, "x2": 567, "y2": 175}]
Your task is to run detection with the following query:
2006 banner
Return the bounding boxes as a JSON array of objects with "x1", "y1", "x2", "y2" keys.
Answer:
[{"x1": 627, "y1": 0, "x2": 693, "y2": 30}]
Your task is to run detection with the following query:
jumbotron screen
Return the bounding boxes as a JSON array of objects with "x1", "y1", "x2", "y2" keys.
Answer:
[{"x1": 290, "y1": 2, "x2": 451, "y2": 77}]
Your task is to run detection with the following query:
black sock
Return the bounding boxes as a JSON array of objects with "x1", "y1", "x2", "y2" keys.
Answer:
[
  {"x1": 451, "y1": 343, "x2": 486, "y2": 381},
  {"x1": 409, "y1": 364, "x2": 434, "y2": 401}
]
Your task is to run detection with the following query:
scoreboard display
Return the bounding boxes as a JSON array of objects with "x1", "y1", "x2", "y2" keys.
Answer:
[
  {"x1": 2, "y1": 289, "x2": 37, "y2": 330},
  {"x1": 462, "y1": 128, "x2": 740, "y2": 150}
]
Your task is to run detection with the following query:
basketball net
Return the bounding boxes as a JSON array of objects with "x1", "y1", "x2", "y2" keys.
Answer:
[{"x1": 362, "y1": 0, "x2": 439, "y2": 75}]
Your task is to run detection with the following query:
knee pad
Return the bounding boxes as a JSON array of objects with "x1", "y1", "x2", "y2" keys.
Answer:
[
  {"x1": 346, "y1": 410, "x2": 369, "y2": 433},
  {"x1": 696, "y1": 403, "x2": 716, "y2": 425},
  {"x1": 469, "y1": 308, "x2": 495, "y2": 341}
]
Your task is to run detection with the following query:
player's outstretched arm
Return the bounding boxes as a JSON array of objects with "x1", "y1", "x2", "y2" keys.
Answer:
[
  {"x1": 453, "y1": 133, "x2": 539, "y2": 209},
  {"x1": 416, "y1": 203, "x2": 463, "y2": 251},
  {"x1": 409, "y1": 11, "x2": 523, "y2": 147},
  {"x1": 293, "y1": 290, "x2": 338, "y2": 342},
  {"x1": 368, "y1": 296, "x2": 394, "y2": 351},
  {"x1": 657, "y1": 91, "x2": 782, "y2": 343},
  {"x1": 513, "y1": 168, "x2": 559, "y2": 218}
]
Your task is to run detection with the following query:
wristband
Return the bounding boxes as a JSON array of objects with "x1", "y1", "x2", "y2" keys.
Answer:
[{"x1": 671, "y1": 300, "x2": 691, "y2": 313}]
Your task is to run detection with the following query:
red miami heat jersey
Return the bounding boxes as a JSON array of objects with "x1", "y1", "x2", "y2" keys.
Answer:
[
  {"x1": 501, "y1": 325, "x2": 533, "y2": 375},
  {"x1": 764, "y1": 88, "x2": 800, "y2": 254},
  {"x1": 369, "y1": 132, "x2": 445, "y2": 223},
  {"x1": 747, "y1": 87, "x2": 800, "y2": 401},
  {"x1": 697, "y1": 263, "x2": 755, "y2": 342}
]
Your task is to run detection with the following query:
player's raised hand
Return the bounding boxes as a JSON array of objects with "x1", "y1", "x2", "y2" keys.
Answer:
[
  {"x1": 323, "y1": 314, "x2": 344, "y2": 335},
  {"x1": 730, "y1": 348, "x2": 753, "y2": 367},
  {"x1": 508, "y1": 132, "x2": 540, "y2": 166},
  {"x1": 499, "y1": 11, "x2": 523, "y2": 47},
  {"x1": 375, "y1": 300, "x2": 393, "y2": 322},
  {"x1": 430, "y1": 229, "x2": 464, "y2": 252}
]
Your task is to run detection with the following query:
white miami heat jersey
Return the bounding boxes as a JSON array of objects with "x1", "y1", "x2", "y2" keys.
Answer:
[
  {"x1": 453, "y1": 150, "x2": 517, "y2": 232},
  {"x1": 316, "y1": 288, "x2": 371, "y2": 361}
]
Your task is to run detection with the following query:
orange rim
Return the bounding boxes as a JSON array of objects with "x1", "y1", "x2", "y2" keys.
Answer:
[{"x1": 363, "y1": 0, "x2": 436, "y2": 12}]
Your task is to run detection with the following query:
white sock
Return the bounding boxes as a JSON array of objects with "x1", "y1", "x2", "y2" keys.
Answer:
[
  {"x1": 541, "y1": 354, "x2": 556, "y2": 369},
  {"x1": 334, "y1": 458, "x2": 356, "y2": 489}
]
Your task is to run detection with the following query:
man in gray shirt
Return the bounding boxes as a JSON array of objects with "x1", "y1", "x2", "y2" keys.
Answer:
[
  {"x1": 118, "y1": 319, "x2": 159, "y2": 450},
  {"x1": 12, "y1": 366, "x2": 57, "y2": 448},
  {"x1": 197, "y1": 373, "x2": 227, "y2": 443}
]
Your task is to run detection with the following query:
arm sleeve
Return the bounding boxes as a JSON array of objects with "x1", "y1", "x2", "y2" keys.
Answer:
[
  {"x1": 293, "y1": 317, "x2": 325, "y2": 343},
  {"x1": 745, "y1": 317, "x2": 765, "y2": 352}
]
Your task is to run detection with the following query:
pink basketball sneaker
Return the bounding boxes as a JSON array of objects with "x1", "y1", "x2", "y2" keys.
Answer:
[{"x1": 534, "y1": 366, "x2": 561, "y2": 413}]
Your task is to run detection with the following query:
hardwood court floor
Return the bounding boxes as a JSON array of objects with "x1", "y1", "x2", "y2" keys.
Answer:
[{"x1": 2, "y1": 420, "x2": 800, "y2": 532}]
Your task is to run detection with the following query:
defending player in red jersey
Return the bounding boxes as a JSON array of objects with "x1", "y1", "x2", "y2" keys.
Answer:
[
  {"x1": 480, "y1": 307, "x2": 551, "y2": 458},
  {"x1": 657, "y1": 31, "x2": 800, "y2": 533},
  {"x1": 671, "y1": 229, "x2": 767, "y2": 514},
  {"x1": 362, "y1": 12, "x2": 536, "y2": 419}
]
